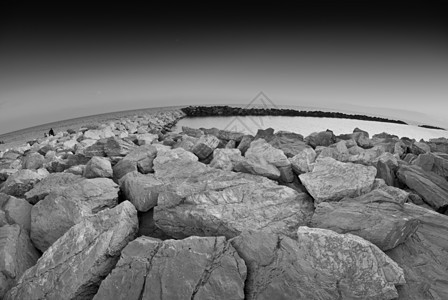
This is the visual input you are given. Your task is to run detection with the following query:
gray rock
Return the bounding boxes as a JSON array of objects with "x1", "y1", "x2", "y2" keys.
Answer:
[
  {"x1": 311, "y1": 189, "x2": 420, "y2": 251},
  {"x1": 181, "y1": 126, "x2": 204, "y2": 137},
  {"x1": 22, "y1": 152, "x2": 45, "y2": 170},
  {"x1": 386, "y1": 204, "x2": 448, "y2": 299},
  {"x1": 93, "y1": 236, "x2": 246, "y2": 300},
  {"x1": 0, "y1": 225, "x2": 40, "y2": 299},
  {"x1": 209, "y1": 148, "x2": 244, "y2": 171},
  {"x1": 5, "y1": 201, "x2": 138, "y2": 300},
  {"x1": 31, "y1": 177, "x2": 119, "y2": 252},
  {"x1": 112, "y1": 159, "x2": 137, "y2": 182},
  {"x1": 0, "y1": 169, "x2": 48, "y2": 198},
  {"x1": 299, "y1": 157, "x2": 377, "y2": 204},
  {"x1": 305, "y1": 130, "x2": 336, "y2": 148},
  {"x1": 234, "y1": 156, "x2": 281, "y2": 180},
  {"x1": 120, "y1": 171, "x2": 164, "y2": 212},
  {"x1": 268, "y1": 133, "x2": 310, "y2": 158},
  {"x1": 1, "y1": 195, "x2": 33, "y2": 231},
  {"x1": 230, "y1": 228, "x2": 404, "y2": 300},
  {"x1": 245, "y1": 138, "x2": 290, "y2": 167},
  {"x1": 411, "y1": 142, "x2": 431, "y2": 155},
  {"x1": 192, "y1": 134, "x2": 220, "y2": 160},
  {"x1": 104, "y1": 137, "x2": 136, "y2": 157},
  {"x1": 430, "y1": 152, "x2": 448, "y2": 178},
  {"x1": 83, "y1": 156, "x2": 113, "y2": 178},
  {"x1": 397, "y1": 164, "x2": 448, "y2": 211},
  {"x1": 24, "y1": 173, "x2": 83, "y2": 204},
  {"x1": 236, "y1": 135, "x2": 254, "y2": 155},
  {"x1": 154, "y1": 169, "x2": 314, "y2": 239},
  {"x1": 289, "y1": 147, "x2": 317, "y2": 173}
]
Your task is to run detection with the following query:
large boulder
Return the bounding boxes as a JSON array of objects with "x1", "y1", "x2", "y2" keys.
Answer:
[
  {"x1": 154, "y1": 169, "x2": 314, "y2": 239},
  {"x1": 310, "y1": 189, "x2": 420, "y2": 251},
  {"x1": 289, "y1": 147, "x2": 317, "y2": 174},
  {"x1": 429, "y1": 152, "x2": 448, "y2": 178},
  {"x1": 268, "y1": 131, "x2": 310, "y2": 158},
  {"x1": 0, "y1": 225, "x2": 40, "y2": 299},
  {"x1": 209, "y1": 148, "x2": 244, "y2": 171},
  {"x1": 153, "y1": 147, "x2": 204, "y2": 179},
  {"x1": 83, "y1": 156, "x2": 113, "y2": 178},
  {"x1": 103, "y1": 137, "x2": 136, "y2": 157},
  {"x1": 236, "y1": 135, "x2": 254, "y2": 155},
  {"x1": 120, "y1": 171, "x2": 164, "y2": 212},
  {"x1": 428, "y1": 137, "x2": 448, "y2": 153},
  {"x1": 245, "y1": 139, "x2": 290, "y2": 167},
  {"x1": 397, "y1": 164, "x2": 448, "y2": 211},
  {"x1": 5, "y1": 201, "x2": 138, "y2": 300},
  {"x1": 31, "y1": 177, "x2": 119, "y2": 252},
  {"x1": 22, "y1": 152, "x2": 45, "y2": 170},
  {"x1": 24, "y1": 173, "x2": 83, "y2": 204},
  {"x1": 305, "y1": 130, "x2": 336, "y2": 148},
  {"x1": 0, "y1": 169, "x2": 48, "y2": 198},
  {"x1": 234, "y1": 156, "x2": 281, "y2": 180},
  {"x1": 299, "y1": 157, "x2": 377, "y2": 204},
  {"x1": 0, "y1": 194, "x2": 33, "y2": 231},
  {"x1": 94, "y1": 236, "x2": 246, "y2": 300},
  {"x1": 230, "y1": 228, "x2": 405, "y2": 300},
  {"x1": 386, "y1": 204, "x2": 448, "y2": 299},
  {"x1": 191, "y1": 134, "x2": 220, "y2": 160}
]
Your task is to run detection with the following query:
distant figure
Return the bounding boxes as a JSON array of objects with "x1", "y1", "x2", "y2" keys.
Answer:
[{"x1": 49, "y1": 128, "x2": 55, "y2": 136}]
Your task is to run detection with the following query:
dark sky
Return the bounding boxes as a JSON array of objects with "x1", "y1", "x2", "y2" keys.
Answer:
[{"x1": 1, "y1": 2, "x2": 447, "y2": 133}]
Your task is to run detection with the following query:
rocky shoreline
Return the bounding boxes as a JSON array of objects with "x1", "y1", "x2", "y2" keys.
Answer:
[
  {"x1": 1, "y1": 108, "x2": 448, "y2": 299},
  {"x1": 182, "y1": 105, "x2": 408, "y2": 125}
]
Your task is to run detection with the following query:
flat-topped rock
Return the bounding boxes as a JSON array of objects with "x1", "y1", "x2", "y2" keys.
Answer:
[
  {"x1": 94, "y1": 236, "x2": 246, "y2": 300},
  {"x1": 230, "y1": 228, "x2": 404, "y2": 300},
  {"x1": 311, "y1": 189, "x2": 420, "y2": 250},
  {"x1": 299, "y1": 157, "x2": 377, "y2": 204}
]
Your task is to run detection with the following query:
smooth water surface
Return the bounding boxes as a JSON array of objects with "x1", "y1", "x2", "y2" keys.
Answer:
[{"x1": 174, "y1": 116, "x2": 448, "y2": 141}]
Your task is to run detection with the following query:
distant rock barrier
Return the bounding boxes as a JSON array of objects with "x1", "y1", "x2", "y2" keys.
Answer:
[{"x1": 182, "y1": 105, "x2": 408, "y2": 125}]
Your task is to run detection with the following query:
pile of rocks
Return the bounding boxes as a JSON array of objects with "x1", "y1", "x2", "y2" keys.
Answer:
[{"x1": 1, "y1": 111, "x2": 448, "y2": 299}]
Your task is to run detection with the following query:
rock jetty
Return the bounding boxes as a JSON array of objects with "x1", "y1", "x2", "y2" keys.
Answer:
[{"x1": 1, "y1": 108, "x2": 448, "y2": 299}]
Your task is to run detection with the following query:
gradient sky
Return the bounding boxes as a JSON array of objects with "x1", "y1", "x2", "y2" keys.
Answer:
[{"x1": 1, "y1": 2, "x2": 447, "y2": 134}]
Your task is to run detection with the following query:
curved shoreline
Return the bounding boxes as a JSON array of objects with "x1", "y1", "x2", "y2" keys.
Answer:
[{"x1": 181, "y1": 105, "x2": 408, "y2": 125}]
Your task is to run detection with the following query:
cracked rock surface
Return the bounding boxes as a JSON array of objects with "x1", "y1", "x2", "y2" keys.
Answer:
[
  {"x1": 231, "y1": 228, "x2": 405, "y2": 300},
  {"x1": 299, "y1": 157, "x2": 377, "y2": 204},
  {"x1": 5, "y1": 201, "x2": 138, "y2": 300},
  {"x1": 94, "y1": 235, "x2": 246, "y2": 300},
  {"x1": 311, "y1": 189, "x2": 420, "y2": 251}
]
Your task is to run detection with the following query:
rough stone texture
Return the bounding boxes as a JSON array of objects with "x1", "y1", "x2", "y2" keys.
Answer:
[
  {"x1": 94, "y1": 236, "x2": 246, "y2": 300},
  {"x1": 5, "y1": 201, "x2": 138, "y2": 300},
  {"x1": 299, "y1": 157, "x2": 377, "y2": 204},
  {"x1": 24, "y1": 173, "x2": 83, "y2": 204},
  {"x1": 153, "y1": 147, "x2": 202, "y2": 179},
  {"x1": 136, "y1": 133, "x2": 159, "y2": 145},
  {"x1": 112, "y1": 159, "x2": 137, "y2": 182},
  {"x1": 120, "y1": 171, "x2": 164, "y2": 212},
  {"x1": 268, "y1": 133, "x2": 310, "y2": 158},
  {"x1": 22, "y1": 152, "x2": 45, "y2": 170},
  {"x1": 411, "y1": 142, "x2": 431, "y2": 155},
  {"x1": 191, "y1": 134, "x2": 220, "y2": 160},
  {"x1": 386, "y1": 204, "x2": 448, "y2": 299},
  {"x1": 0, "y1": 225, "x2": 40, "y2": 299},
  {"x1": 181, "y1": 126, "x2": 204, "y2": 138},
  {"x1": 137, "y1": 209, "x2": 171, "y2": 240},
  {"x1": 154, "y1": 168, "x2": 314, "y2": 239},
  {"x1": 31, "y1": 177, "x2": 119, "y2": 252},
  {"x1": 397, "y1": 164, "x2": 448, "y2": 211},
  {"x1": 311, "y1": 189, "x2": 420, "y2": 251},
  {"x1": 375, "y1": 159, "x2": 396, "y2": 187},
  {"x1": 230, "y1": 229, "x2": 404, "y2": 300},
  {"x1": 430, "y1": 152, "x2": 448, "y2": 178},
  {"x1": 234, "y1": 156, "x2": 280, "y2": 180},
  {"x1": 104, "y1": 137, "x2": 136, "y2": 157},
  {"x1": 0, "y1": 169, "x2": 48, "y2": 198},
  {"x1": 236, "y1": 135, "x2": 254, "y2": 155},
  {"x1": 245, "y1": 138, "x2": 290, "y2": 167},
  {"x1": 353, "y1": 131, "x2": 374, "y2": 149},
  {"x1": 83, "y1": 156, "x2": 113, "y2": 178},
  {"x1": 1, "y1": 195, "x2": 33, "y2": 231},
  {"x1": 289, "y1": 147, "x2": 317, "y2": 174},
  {"x1": 305, "y1": 130, "x2": 336, "y2": 148},
  {"x1": 428, "y1": 137, "x2": 448, "y2": 153},
  {"x1": 209, "y1": 148, "x2": 244, "y2": 171},
  {"x1": 0, "y1": 169, "x2": 18, "y2": 182}
]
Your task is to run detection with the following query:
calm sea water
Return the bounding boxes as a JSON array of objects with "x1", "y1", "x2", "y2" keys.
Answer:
[{"x1": 174, "y1": 116, "x2": 448, "y2": 141}]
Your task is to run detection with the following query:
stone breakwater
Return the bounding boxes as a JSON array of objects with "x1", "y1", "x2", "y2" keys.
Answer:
[
  {"x1": 182, "y1": 105, "x2": 408, "y2": 125},
  {"x1": 1, "y1": 111, "x2": 448, "y2": 299}
]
